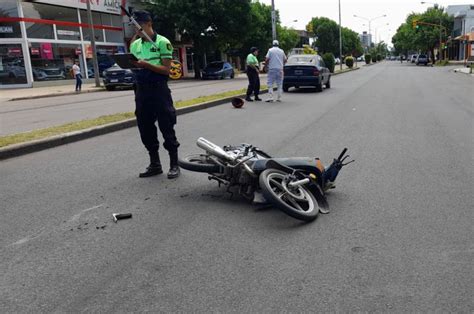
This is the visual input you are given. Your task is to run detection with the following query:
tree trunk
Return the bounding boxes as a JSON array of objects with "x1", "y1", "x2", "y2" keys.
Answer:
[
  {"x1": 193, "y1": 53, "x2": 202, "y2": 79},
  {"x1": 430, "y1": 47, "x2": 436, "y2": 64}
]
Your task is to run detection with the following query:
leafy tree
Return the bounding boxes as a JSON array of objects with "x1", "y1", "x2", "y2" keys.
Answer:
[
  {"x1": 341, "y1": 27, "x2": 364, "y2": 57},
  {"x1": 277, "y1": 25, "x2": 300, "y2": 54},
  {"x1": 392, "y1": 7, "x2": 453, "y2": 63},
  {"x1": 146, "y1": 0, "x2": 251, "y2": 78},
  {"x1": 239, "y1": 1, "x2": 273, "y2": 65},
  {"x1": 306, "y1": 17, "x2": 339, "y2": 55},
  {"x1": 307, "y1": 17, "x2": 363, "y2": 58}
]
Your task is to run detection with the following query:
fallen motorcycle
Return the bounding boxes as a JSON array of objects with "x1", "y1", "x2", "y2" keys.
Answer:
[{"x1": 179, "y1": 138, "x2": 354, "y2": 222}]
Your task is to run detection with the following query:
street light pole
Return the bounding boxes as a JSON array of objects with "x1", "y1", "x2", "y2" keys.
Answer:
[
  {"x1": 86, "y1": 0, "x2": 100, "y2": 87},
  {"x1": 271, "y1": 0, "x2": 277, "y2": 41},
  {"x1": 354, "y1": 14, "x2": 387, "y2": 48},
  {"x1": 338, "y1": 0, "x2": 343, "y2": 71}
]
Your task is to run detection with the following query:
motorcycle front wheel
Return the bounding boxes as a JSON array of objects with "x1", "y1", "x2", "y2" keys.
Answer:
[
  {"x1": 259, "y1": 169, "x2": 319, "y2": 222},
  {"x1": 178, "y1": 154, "x2": 221, "y2": 173}
]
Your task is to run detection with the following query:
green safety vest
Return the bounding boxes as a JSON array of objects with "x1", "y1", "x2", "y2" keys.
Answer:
[
  {"x1": 246, "y1": 53, "x2": 258, "y2": 66},
  {"x1": 130, "y1": 33, "x2": 173, "y2": 66}
]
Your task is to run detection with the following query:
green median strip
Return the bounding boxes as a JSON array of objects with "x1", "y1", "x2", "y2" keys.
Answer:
[{"x1": 0, "y1": 87, "x2": 264, "y2": 148}]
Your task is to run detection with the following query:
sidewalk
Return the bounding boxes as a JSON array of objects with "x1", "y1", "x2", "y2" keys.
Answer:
[
  {"x1": 0, "y1": 83, "x2": 105, "y2": 102},
  {"x1": 453, "y1": 67, "x2": 473, "y2": 76},
  {"x1": 0, "y1": 76, "x2": 199, "y2": 102}
]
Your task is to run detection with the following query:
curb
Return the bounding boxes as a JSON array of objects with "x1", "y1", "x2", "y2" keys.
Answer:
[
  {"x1": 333, "y1": 67, "x2": 360, "y2": 75},
  {"x1": 0, "y1": 90, "x2": 267, "y2": 160},
  {"x1": 9, "y1": 88, "x2": 106, "y2": 102}
]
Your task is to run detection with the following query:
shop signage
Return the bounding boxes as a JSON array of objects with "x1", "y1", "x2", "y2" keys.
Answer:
[
  {"x1": 0, "y1": 26, "x2": 14, "y2": 33},
  {"x1": 30, "y1": 48, "x2": 40, "y2": 55},
  {"x1": 32, "y1": 0, "x2": 122, "y2": 15},
  {"x1": 8, "y1": 47, "x2": 22, "y2": 54},
  {"x1": 57, "y1": 29, "x2": 80, "y2": 37}
]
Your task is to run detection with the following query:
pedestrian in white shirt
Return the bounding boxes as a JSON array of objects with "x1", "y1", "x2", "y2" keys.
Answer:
[
  {"x1": 72, "y1": 61, "x2": 82, "y2": 92},
  {"x1": 265, "y1": 40, "x2": 287, "y2": 102}
]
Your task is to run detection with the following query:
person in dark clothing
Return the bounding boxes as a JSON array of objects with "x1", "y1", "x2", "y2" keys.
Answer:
[
  {"x1": 245, "y1": 47, "x2": 261, "y2": 102},
  {"x1": 129, "y1": 10, "x2": 180, "y2": 179}
]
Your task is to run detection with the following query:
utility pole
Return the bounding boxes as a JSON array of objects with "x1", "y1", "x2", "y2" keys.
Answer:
[
  {"x1": 271, "y1": 0, "x2": 277, "y2": 41},
  {"x1": 338, "y1": 0, "x2": 343, "y2": 71},
  {"x1": 86, "y1": 0, "x2": 100, "y2": 87}
]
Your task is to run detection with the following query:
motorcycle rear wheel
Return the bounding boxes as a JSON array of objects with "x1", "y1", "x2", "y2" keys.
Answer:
[
  {"x1": 178, "y1": 154, "x2": 221, "y2": 173},
  {"x1": 259, "y1": 169, "x2": 319, "y2": 222}
]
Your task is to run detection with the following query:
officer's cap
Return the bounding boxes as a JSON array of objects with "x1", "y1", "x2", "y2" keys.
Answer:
[{"x1": 131, "y1": 10, "x2": 152, "y2": 24}]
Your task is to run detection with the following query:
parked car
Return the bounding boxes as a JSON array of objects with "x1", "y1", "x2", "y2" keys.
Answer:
[
  {"x1": 416, "y1": 54, "x2": 429, "y2": 66},
  {"x1": 283, "y1": 54, "x2": 331, "y2": 92},
  {"x1": 410, "y1": 55, "x2": 418, "y2": 63},
  {"x1": 201, "y1": 61, "x2": 234, "y2": 79},
  {"x1": 32, "y1": 68, "x2": 47, "y2": 81},
  {"x1": 102, "y1": 64, "x2": 135, "y2": 91},
  {"x1": 357, "y1": 56, "x2": 364, "y2": 62},
  {"x1": 36, "y1": 67, "x2": 66, "y2": 80}
]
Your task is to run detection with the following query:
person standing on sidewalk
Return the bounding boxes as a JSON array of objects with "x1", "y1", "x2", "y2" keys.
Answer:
[
  {"x1": 72, "y1": 61, "x2": 82, "y2": 92},
  {"x1": 129, "y1": 10, "x2": 180, "y2": 179},
  {"x1": 265, "y1": 40, "x2": 287, "y2": 102},
  {"x1": 245, "y1": 47, "x2": 262, "y2": 102}
]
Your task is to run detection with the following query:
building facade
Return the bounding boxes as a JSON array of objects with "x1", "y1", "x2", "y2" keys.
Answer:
[
  {"x1": 0, "y1": 0, "x2": 129, "y2": 88},
  {"x1": 446, "y1": 4, "x2": 474, "y2": 61}
]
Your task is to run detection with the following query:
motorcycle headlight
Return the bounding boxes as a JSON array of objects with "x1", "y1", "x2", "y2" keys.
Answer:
[{"x1": 125, "y1": 69, "x2": 133, "y2": 74}]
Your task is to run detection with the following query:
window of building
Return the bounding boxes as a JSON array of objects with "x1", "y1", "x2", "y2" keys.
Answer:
[
  {"x1": 54, "y1": 6, "x2": 80, "y2": 40},
  {"x1": 21, "y1": 2, "x2": 58, "y2": 39},
  {"x1": 29, "y1": 43, "x2": 83, "y2": 81},
  {"x1": 0, "y1": 44, "x2": 27, "y2": 85},
  {"x1": 104, "y1": 14, "x2": 123, "y2": 43},
  {"x1": 80, "y1": 10, "x2": 104, "y2": 42},
  {"x1": 0, "y1": 0, "x2": 22, "y2": 39}
]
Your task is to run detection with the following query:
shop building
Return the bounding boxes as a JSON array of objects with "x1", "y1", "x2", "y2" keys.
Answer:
[{"x1": 0, "y1": 0, "x2": 126, "y2": 88}]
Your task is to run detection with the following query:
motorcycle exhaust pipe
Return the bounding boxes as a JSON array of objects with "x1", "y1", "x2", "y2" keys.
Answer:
[
  {"x1": 288, "y1": 178, "x2": 310, "y2": 188},
  {"x1": 197, "y1": 137, "x2": 236, "y2": 161}
]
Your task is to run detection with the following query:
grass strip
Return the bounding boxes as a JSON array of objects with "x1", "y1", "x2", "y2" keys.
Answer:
[{"x1": 0, "y1": 87, "x2": 265, "y2": 148}]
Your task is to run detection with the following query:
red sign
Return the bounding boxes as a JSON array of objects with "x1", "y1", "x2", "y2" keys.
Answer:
[
  {"x1": 30, "y1": 47, "x2": 40, "y2": 55},
  {"x1": 8, "y1": 47, "x2": 22, "y2": 55}
]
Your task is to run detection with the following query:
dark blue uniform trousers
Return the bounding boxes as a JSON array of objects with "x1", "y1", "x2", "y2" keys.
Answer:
[{"x1": 134, "y1": 81, "x2": 180, "y2": 154}]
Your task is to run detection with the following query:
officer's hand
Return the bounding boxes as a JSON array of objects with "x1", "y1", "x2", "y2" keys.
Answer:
[{"x1": 131, "y1": 60, "x2": 149, "y2": 69}]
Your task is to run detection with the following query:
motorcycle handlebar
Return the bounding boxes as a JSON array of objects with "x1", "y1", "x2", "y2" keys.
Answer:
[{"x1": 337, "y1": 148, "x2": 348, "y2": 161}]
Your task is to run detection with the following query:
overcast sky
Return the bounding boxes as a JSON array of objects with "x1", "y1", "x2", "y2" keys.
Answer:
[{"x1": 260, "y1": 0, "x2": 471, "y2": 46}]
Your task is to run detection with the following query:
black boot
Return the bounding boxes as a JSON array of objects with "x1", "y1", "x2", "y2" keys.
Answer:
[
  {"x1": 139, "y1": 151, "x2": 163, "y2": 178},
  {"x1": 245, "y1": 96, "x2": 254, "y2": 102},
  {"x1": 167, "y1": 151, "x2": 180, "y2": 179},
  {"x1": 254, "y1": 96, "x2": 262, "y2": 101}
]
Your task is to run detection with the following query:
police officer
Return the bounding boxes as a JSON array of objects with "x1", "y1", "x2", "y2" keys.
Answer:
[
  {"x1": 129, "y1": 10, "x2": 180, "y2": 179},
  {"x1": 245, "y1": 47, "x2": 261, "y2": 102}
]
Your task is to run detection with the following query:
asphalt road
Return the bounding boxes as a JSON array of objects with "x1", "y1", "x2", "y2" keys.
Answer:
[
  {"x1": 0, "y1": 75, "x2": 266, "y2": 136},
  {"x1": 1, "y1": 62, "x2": 473, "y2": 312}
]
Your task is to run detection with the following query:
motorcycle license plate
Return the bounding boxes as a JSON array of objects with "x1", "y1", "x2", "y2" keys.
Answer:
[
  {"x1": 110, "y1": 79, "x2": 118, "y2": 83},
  {"x1": 294, "y1": 70, "x2": 303, "y2": 75}
]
